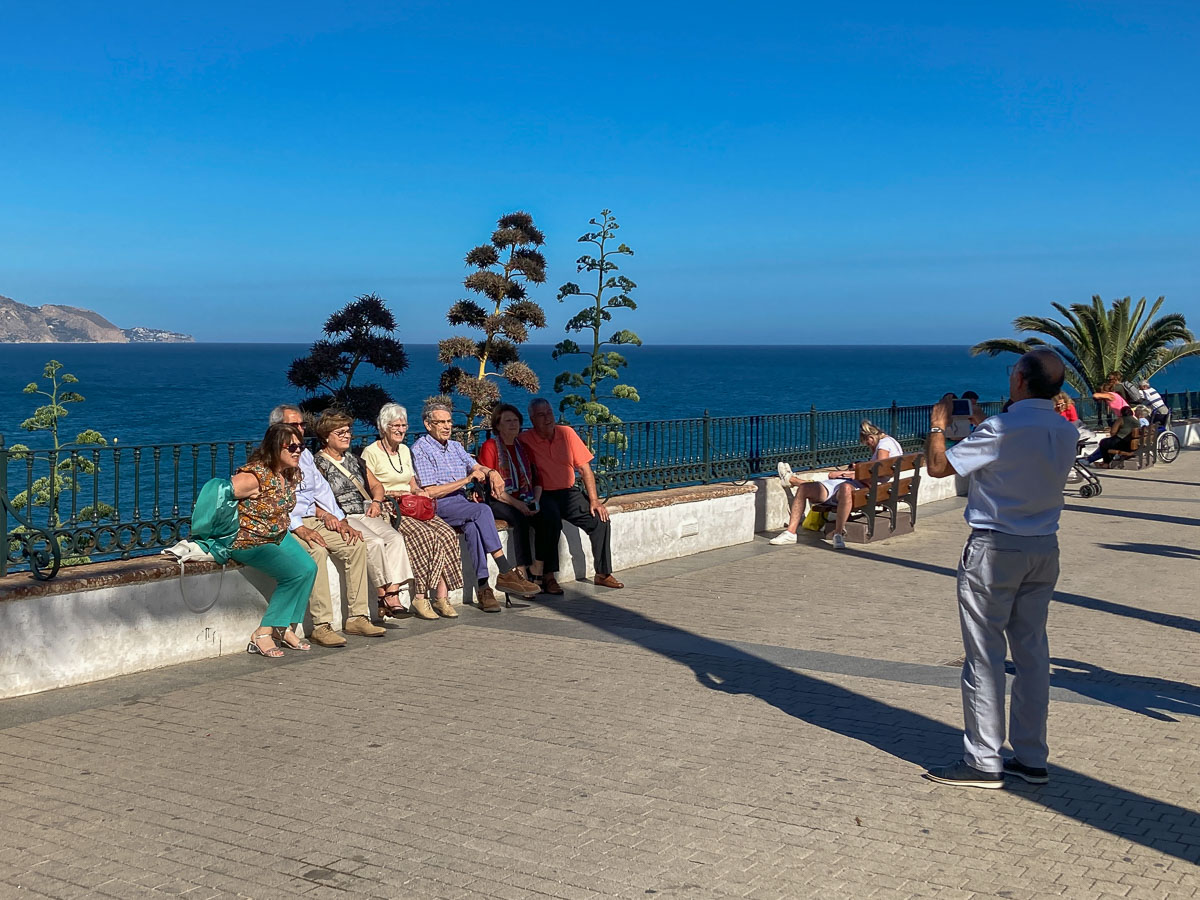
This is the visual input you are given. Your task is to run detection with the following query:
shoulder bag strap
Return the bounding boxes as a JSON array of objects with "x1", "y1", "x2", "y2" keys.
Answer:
[{"x1": 319, "y1": 451, "x2": 373, "y2": 503}]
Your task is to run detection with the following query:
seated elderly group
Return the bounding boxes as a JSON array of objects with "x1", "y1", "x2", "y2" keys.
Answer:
[{"x1": 232, "y1": 398, "x2": 623, "y2": 656}]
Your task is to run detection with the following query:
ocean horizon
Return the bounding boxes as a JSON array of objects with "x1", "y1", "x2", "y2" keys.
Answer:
[{"x1": 2, "y1": 343, "x2": 1198, "y2": 448}]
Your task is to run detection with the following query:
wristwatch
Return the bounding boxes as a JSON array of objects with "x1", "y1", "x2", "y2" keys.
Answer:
[{"x1": 929, "y1": 427, "x2": 945, "y2": 434}]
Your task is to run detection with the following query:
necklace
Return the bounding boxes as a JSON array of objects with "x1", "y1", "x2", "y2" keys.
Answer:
[{"x1": 385, "y1": 443, "x2": 405, "y2": 475}]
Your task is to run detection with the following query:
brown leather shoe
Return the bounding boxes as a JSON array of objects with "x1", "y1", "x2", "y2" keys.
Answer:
[
  {"x1": 431, "y1": 597, "x2": 458, "y2": 618},
  {"x1": 309, "y1": 623, "x2": 347, "y2": 647},
  {"x1": 594, "y1": 573, "x2": 624, "y2": 589},
  {"x1": 409, "y1": 596, "x2": 439, "y2": 620},
  {"x1": 476, "y1": 586, "x2": 502, "y2": 612},
  {"x1": 495, "y1": 570, "x2": 539, "y2": 598},
  {"x1": 541, "y1": 574, "x2": 564, "y2": 595},
  {"x1": 344, "y1": 615, "x2": 386, "y2": 637}
]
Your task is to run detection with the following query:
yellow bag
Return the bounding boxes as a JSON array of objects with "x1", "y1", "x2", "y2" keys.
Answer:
[{"x1": 801, "y1": 509, "x2": 825, "y2": 532}]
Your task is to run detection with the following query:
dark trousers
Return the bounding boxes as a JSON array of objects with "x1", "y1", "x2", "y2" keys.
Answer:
[
  {"x1": 537, "y1": 486, "x2": 612, "y2": 576},
  {"x1": 1088, "y1": 435, "x2": 1133, "y2": 463},
  {"x1": 487, "y1": 499, "x2": 535, "y2": 568}
]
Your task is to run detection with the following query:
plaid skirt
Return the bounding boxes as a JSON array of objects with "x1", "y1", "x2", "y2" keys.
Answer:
[{"x1": 393, "y1": 513, "x2": 463, "y2": 594}]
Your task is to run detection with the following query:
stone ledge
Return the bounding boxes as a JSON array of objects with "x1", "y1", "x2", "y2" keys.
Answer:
[
  {"x1": 1, "y1": 556, "x2": 234, "y2": 603},
  {"x1": 0, "y1": 481, "x2": 758, "y2": 603},
  {"x1": 606, "y1": 481, "x2": 757, "y2": 513}
]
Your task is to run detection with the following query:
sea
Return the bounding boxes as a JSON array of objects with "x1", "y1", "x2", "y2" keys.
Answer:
[{"x1": 2, "y1": 343, "x2": 1198, "y2": 448}]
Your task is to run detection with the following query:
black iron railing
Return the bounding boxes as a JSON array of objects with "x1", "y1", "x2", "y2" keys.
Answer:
[{"x1": 4, "y1": 391, "x2": 1197, "y2": 579}]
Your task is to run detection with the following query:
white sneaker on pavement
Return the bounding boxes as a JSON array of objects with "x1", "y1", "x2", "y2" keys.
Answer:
[
  {"x1": 831, "y1": 533, "x2": 847, "y2": 550},
  {"x1": 777, "y1": 461, "x2": 794, "y2": 489},
  {"x1": 769, "y1": 530, "x2": 798, "y2": 545}
]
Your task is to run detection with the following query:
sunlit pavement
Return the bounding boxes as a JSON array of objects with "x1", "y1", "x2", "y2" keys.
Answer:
[{"x1": 2, "y1": 457, "x2": 1198, "y2": 899}]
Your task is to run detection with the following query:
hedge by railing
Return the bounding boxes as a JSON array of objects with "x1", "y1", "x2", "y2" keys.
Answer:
[{"x1": 4, "y1": 391, "x2": 1198, "y2": 580}]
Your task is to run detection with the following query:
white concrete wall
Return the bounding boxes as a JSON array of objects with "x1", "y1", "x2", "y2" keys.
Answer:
[
  {"x1": 1174, "y1": 420, "x2": 1200, "y2": 449},
  {"x1": 0, "y1": 488, "x2": 758, "y2": 699}
]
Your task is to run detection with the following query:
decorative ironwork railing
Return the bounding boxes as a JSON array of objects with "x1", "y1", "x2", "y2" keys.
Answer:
[{"x1": 4, "y1": 390, "x2": 1197, "y2": 579}]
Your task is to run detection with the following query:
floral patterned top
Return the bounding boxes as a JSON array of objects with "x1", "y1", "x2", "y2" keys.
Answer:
[{"x1": 232, "y1": 461, "x2": 295, "y2": 549}]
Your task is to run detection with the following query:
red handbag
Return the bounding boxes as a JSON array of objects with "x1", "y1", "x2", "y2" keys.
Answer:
[{"x1": 395, "y1": 493, "x2": 436, "y2": 521}]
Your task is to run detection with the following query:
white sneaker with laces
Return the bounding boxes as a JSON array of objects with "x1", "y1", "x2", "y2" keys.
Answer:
[
  {"x1": 831, "y1": 533, "x2": 847, "y2": 550},
  {"x1": 776, "y1": 461, "x2": 794, "y2": 489},
  {"x1": 769, "y1": 530, "x2": 798, "y2": 545}
]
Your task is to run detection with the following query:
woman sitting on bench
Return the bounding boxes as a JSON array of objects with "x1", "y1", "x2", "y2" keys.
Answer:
[
  {"x1": 770, "y1": 420, "x2": 903, "y2": 550},
  {"x1": 1082, "y1": 407, "x2": 1140, "y2": 468}
]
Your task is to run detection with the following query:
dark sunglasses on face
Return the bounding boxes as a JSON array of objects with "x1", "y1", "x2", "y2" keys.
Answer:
[{"x1": 284, "y1": 443, "x2": 303, "y2": 453}]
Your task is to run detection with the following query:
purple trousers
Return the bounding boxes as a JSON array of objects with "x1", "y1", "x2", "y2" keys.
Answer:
[{"x1": 433, "y1": 493, "x2": 501, "y2": 580}]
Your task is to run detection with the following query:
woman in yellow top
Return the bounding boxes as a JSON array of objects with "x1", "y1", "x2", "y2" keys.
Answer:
[
  {"x1": 230, "y1": 423, "x2": 319, "y2": 658},
  {"x1": 361, "y1": 402, "x2": 463, "y2": 620}
]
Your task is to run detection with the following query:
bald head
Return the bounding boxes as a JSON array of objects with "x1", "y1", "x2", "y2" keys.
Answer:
[{"x1": 1014, "y1": 349, "x2": 1065, "y2": 400}]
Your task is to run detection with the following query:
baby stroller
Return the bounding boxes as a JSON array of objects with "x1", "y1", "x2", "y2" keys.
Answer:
[{"x1": 1069, "y1": 435, "x2": 1103, "y2": 498}]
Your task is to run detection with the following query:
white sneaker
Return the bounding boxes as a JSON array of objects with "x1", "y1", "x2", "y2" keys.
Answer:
[
  {"x1": 769, "y1": 530, "x2": 798, "y2": 545},
  {"x1": 777, "y1": 461, "x2": 794, "y2": 489},
  {"x1": 831, "y1": 533, "x2": 847, "y2": 550}
]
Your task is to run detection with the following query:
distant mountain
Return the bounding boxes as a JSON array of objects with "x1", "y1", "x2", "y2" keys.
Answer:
[{"x1": 0, "y1": 295, "x2": 193, "y2": 343}]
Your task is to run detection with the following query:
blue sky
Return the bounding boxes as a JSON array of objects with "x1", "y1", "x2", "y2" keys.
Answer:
[{"x1": 1, "y1": 1, "x2": 1197, "y2": 343}]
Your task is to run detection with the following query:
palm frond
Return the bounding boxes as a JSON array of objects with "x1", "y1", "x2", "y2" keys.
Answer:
[
  {"x1": 1144, "y1": 342, "x2": 1200, "y2": 379},
  {"x1": 969, "y1": 339, "x2": 1031, "y2": 357}
]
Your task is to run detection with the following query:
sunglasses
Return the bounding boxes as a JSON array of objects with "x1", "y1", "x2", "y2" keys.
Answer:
[{"x1": 284, "y1": 443, "x2": 303, "y2": 454}]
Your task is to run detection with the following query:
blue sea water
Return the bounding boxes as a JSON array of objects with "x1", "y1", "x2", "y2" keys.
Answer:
[{"x1": 2, "y1": 343, "x2": 1198, "y2": 447}]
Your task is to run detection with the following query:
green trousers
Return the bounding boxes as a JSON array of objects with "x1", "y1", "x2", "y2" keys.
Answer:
[{"x1": 230, "y1": 532, "x2": 319, "y2": 628}]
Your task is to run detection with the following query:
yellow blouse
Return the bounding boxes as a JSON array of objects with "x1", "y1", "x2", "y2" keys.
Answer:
[{"x1": 362, "y1": 440, "x2": 414, "y2": 494}]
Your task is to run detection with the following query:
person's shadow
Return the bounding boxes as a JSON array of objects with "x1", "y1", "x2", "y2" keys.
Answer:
[
  {"x1": 1049, "y1": 657, "x2": 1200, "y2": 723},
  {"x1": 542, "y1": 593, "x2": 1200, "y2": 865}
]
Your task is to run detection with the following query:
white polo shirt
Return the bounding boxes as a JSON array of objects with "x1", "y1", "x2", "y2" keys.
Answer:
[{"x1": 945, "y1": 398, "x2": 1079, "y2": 536}]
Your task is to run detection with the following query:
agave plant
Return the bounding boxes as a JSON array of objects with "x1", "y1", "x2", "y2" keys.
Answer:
[
  {"x1": 437, "y1": 211, "x2": 548, "y2": 444},
  {"x1": 970, "y1": 295, "x2": 1199, "y2": 394}
]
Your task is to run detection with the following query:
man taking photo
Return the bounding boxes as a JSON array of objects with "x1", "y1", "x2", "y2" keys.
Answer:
[{"x1": 922, "y1": 349, "x2": 1078, "y2": 789}]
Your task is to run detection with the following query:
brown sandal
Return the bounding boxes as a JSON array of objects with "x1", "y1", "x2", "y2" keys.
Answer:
[{"x1": 378, "y1": 589, "x2": 407, "y2": 617}]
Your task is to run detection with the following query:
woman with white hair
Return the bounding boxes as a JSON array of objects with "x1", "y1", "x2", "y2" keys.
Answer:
[
  {"x1": 361, "y1": 403, "x2": 463, "y2": 619},
  {"x1": 770, "y1": 419, "x2": 903, "y2": 550}
]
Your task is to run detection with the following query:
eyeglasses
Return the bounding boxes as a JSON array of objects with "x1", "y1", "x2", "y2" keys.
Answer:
[
  {"x1": 283, "y1": 443, "x2": 303, "y2": 454},
  {"x1": 428, "y1": 418, "x2": 453, "y2": 426},
  {"x1": 387, "y1": 423, "x2": 408, "y2": 432},
  {"x1": 331, "y1": 428, "x2": 353, "y2": 439}
]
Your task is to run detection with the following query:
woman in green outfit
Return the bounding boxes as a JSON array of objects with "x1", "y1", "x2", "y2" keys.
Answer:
[{"x1": 231, "y1": 423, "x2": 319, "y2": 659}]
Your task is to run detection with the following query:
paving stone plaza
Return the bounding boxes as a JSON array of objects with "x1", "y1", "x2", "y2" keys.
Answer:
[{"x1": 1, "y1": 460, "x2": 1197, "y2": 899}]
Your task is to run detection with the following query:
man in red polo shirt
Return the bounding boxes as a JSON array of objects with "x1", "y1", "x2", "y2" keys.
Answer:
[{"x1": 518, "y1": 398, "x2": 623, "y2": 594}]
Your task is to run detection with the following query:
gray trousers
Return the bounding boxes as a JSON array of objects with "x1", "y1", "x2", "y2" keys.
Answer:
[{"x1": 957, "y1": 529, "x2": 1059, "y2": 773}]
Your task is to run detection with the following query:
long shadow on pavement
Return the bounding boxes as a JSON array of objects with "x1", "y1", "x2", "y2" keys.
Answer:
[
  {"x1": 1049, "y1": 658, "x2": 1200, "y2": 723},
  {"x1": 851, "y1": 548, "x2": 1200, "y2": 635},
  {"x1": 1094, "y1": 474, "x2": 1200, "y2": 488},
  {"x1": 1063, "y1": 504, "x2": 1199, "y2": 527},
  {"x1": 1098, "y1": 541, "x2": 1200, "y2": 560},
  {"x1": 542, "y1": 591, "x2": 1200, "y2": 865}
]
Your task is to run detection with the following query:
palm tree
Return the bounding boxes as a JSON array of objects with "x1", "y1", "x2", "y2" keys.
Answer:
[{"x1": 970, "y1": 295, "x2": 1200, "y2": 395}]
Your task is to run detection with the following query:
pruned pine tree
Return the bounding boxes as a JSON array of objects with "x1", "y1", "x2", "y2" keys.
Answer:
[
  {"x1": 553, "y1": 209, "x2": 641, "y2": 466},
  {"x1": 438, "y1": 211, "x2": 547, "y2": 444},
  {"x1": 287, "y1": 293, "x2": 409, "y2": 424}
]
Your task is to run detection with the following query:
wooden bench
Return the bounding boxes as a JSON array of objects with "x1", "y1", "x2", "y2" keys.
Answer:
[
  {"x1": 1111, "y1": 426, "x2": 1153, "y2": 469},
  {"x1": 811, "y1": 452, "x2": 924, "y2": 543}
]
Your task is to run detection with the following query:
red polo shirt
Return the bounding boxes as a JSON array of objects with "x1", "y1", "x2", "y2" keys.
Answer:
[{"x1": 518, "y1": 425, "x2": 593, "y2": 491}]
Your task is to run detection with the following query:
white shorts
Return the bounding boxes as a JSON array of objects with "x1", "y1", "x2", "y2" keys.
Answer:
[{"x1": 819, "y1": 478, "x2": 862, "y2": 501}]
